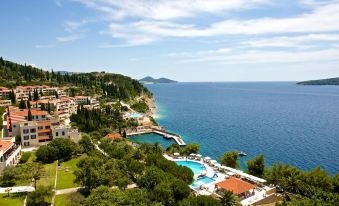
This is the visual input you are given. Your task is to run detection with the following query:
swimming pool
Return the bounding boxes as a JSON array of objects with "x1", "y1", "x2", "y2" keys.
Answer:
[
  {"x1": 175, "y1": 160, "x2": 206, "y2": 175},
  {"x1": 192, "y1": 176, "x2": 216, "y2": 188},
  {"x1": 129, "y1": 113, "x2": 143, "y2": 118}
]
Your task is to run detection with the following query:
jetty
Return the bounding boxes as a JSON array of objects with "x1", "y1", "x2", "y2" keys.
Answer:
[{"x1": 127, "y1": 127, "x2": 186, "y2": 146}]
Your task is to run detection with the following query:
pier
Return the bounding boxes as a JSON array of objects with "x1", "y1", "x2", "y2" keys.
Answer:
[{"x1": 127, "y1": 127, "x2": 186, "y2": 146}]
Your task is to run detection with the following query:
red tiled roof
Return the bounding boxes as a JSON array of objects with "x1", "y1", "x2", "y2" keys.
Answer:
[
  {"x1": 105, "y1": 133, "x2": 122, "y2": 140},
  {"x1": 37, "y1": 121, "x2": 51, "y2": 126},
  {"x1": 216, "y1": 177, "x2": 256, "y2": 195},
  {"x1": 0, "y1": 141, "x2": 13, "y2": 153}
]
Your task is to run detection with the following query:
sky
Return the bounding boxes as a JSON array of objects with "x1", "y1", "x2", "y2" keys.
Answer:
[{"x1": 1, "y1": 0, "x2": 339, "y2": 82}]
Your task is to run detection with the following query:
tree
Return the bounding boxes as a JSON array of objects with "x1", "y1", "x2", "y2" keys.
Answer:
[
  {"x1": 28, "y1": 92, "x2": 32, "y2": 101},
  {"x1": 36, "y1": 145, "x2": 58, "y2": 163},
  {"x1": 40, "y1": 103, "x2": 46, "y2": 111},
  {"x1": 26, "y1": 186, "x2": 51, "y2": 206},
  {"x1": 74, "y1": 156, "x2": 105, "y2": 190},
  {"x1": 0, "y1": 166, "x2": 19, "y2": 187},
  {"x1": 28, "y1": 109, "x2": 33, "y2": 121},
  {"x1": 180, "y1": 195, "x2": 221, "y2": 206},
  {"x1": 122, "y1": 130, "x2": 127, "y2": 138},
  {"x1": 33, "y1": 89, "x2": 39, "y2": 101},
  {"x1": 30, "y1": 162, "x2": 44, "y2": 189},
  {"x1": 48, "y1": 138, "x2": 78, "y2": 161},
  {"x1": 220, "y1": 151, "x2": 239, "y2": 168},
  {"x1": 247, "y1": 154, "x2": 265, "y2": 177},
  {"x1": 27, "y1": 100, "x2": 31, "y2": 108},
  {"x1": 19, "y1": 99, "x2": 26, "y2": 109},
  {"x1": 10, "y1": 89, "x2": 16, "y2": 104},
  {"x1": 182, "y1": 143, "x2": 200, "y2": 155},
  {"x1": 79, "y1": 134, "x2": 95, "y2": 154},
  {"x1": 220, "y1": 191, "x2": 240, "y2": 206}
]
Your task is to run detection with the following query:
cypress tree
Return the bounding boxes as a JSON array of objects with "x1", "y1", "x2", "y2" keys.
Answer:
[
  {"x1": 27, "y1": 100, "x2": 31, "y2": 109},
  {"x1": 19, "y1": 99, "x2": 26, "y2": 109},
  {"x1": 41, "y1": 103, "x2": 46, "y2": 111},
  {"x1": 47, "y1": 103, "x2": 51, "y2": 114},
  {"x1": 27, "y1": 109, "x2": 33, "y2": 121},
  {"x1": 28, "y1": 92, "x2": 32, "y2": 101}
]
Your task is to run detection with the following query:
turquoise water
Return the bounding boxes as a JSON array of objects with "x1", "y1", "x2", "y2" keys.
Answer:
[
  {"x1": 175, "y1": 160, "x2": 206, "y2": 175},
  {"x1": 128, "y1": 133, "x2": 176, "y2": 148},
  {"x1": 147, "y1": 82, "x2": 339, "y2": 175},
  {"x1": 130, "y1": 113, "x2": 143, "y2": 118},
  {"x1": 192, "y1": 176, "x2": 216, "y2": 188}
]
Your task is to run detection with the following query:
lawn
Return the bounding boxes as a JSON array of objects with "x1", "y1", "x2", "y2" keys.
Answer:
[
  {"x1": 54, "y1": 194, "x2": 68, "y2": 206},
  {"x1": 56, "y1": 156, "x2": 82, "y2": 189},
  {"x1": 0, "y1": 193, "x2": 26, "y2": 206},
  {"x1": 38, "y1": 161, "x2": 58, "y2": 188}
]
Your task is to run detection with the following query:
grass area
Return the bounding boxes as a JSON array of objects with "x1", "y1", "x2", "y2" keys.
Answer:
[
  {"x1": 54, "y1": 194, "x2": 68, "y2": 206},
  {"x1": 0, "y1": 193, "x2": 26, "y2": 206},
  {"x1": 38, "y1": 161, "x2": 57, "y2": 188},
  {"x1": 15, "y1": 152, "x2": 37, "y2": 186},
  {"x1": 56, "y1": 156, "x2": 82, "y2": 190}
]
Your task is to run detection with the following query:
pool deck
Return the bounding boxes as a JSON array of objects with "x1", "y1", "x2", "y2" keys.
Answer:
[{"x1": 127, "y1": 128, "x2": 186, "y2": 146}]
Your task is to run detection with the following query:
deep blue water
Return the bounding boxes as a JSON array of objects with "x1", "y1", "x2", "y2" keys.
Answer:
[{"x1": 143, "y1": 82, "x2": 339, "y2": 175}]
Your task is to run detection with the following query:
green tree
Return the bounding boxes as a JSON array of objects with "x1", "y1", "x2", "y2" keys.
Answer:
[
  {"x1": 180, "y1": 195, "x2": 221, "y2": 206},
  {"x1": 26, "y1": 186, "x2": 51, "y2": 206},
  {"x1": 79, "y1": 134, "x2": 95, "y2": 154},
  {"x1": 220, "y1": 191, "x2": 240, "y2": 206},
  {"x1": 27, "y1": 100, "x2": 31, "y2": 108},
  {"x1": 36, "y1": 145, "x2": 58, "y2": 163},
  {"x1": 0, "y1": 166, "x2": 19, "y2": 187},
  {"x1": 220, "y1": 151, "x2": 239, "y2": 168},
  {"x1": 30, "y1": 162, "x2": 44, "y2": 189},
  {"x1": 182, "y1": 143, "x2": 200, "y2": 155},
  {"x1": 19, "y1": 99, "x2": 26, "y2": 109},
  {"x1": 27, "y1": 109, "x2": 33, "y2": 121},
  {"x1": 247, "y1": 154, "x2": 265, "y2": 177}
]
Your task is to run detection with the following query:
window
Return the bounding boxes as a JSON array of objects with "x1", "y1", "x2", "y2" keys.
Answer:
[
  {"x1": 31, "y1": 135, "x2": 36, "y2": 139},
  {"x1": 45, "y1": 126, "x2": 50, "y2": 129},
  {"x1": 23, "y1": 129, "x2": 29, "y2": 134},
  {"x1": 56, "y1": 132, "x2": 59, "y2": 136},
  {"x1": 24, "y1": 142, "x2": 30, "y2": 147},
  {"x1": 24, "y1": 123, "x2": 28, "y2": 126},
  {"x1": 38, "y1": 126, "x2": 43, "y2": 130},
  {"x1": 62, "y1": 131, "x2": 65, "y2": 136},
  {"x1": 42, "y1": 115, "x2": 46, "y2": 118},
  {"x1": 35, "y1": 116, "x2": 38, "y2": 119},
  {"x1": 23, "y1": 135, "x2": 29, "y2": 140},
  {"x1": 30, "y1": 128, "x2": 36, "y2": 133}
]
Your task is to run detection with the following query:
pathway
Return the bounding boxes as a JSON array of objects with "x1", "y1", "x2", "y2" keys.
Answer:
[{"x1": 50, "y1": 160, "x2": 58, "y2": 206}]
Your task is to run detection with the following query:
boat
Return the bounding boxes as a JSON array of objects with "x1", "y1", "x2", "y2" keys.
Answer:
[{"x1": 238, "y1": 151, "x2": 247, "y2": 157}]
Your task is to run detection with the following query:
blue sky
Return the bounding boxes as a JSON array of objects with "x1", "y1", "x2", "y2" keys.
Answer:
[{"x1": 1, "y1": 0, "x2": 339, "y2": 82}]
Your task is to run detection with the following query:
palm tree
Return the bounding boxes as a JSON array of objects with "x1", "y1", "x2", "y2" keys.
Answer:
[{"x1": 220, "y1": 190, "x2": 240, "y2": 206}]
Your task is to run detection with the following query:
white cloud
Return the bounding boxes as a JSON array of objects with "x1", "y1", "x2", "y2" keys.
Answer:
[
  {"x1": 170, "y1": 48, "x2": 339, "y2": 64},
  {"x1": 56, "y1": 34, "x2": 83, "y2": 42},
  {"x1": 90, "y1": 1, "x2": 339, "y2": 45},
  {"x1": 241, "y1": 33, "x2": 339, "y2": 49},
  {"x1": 75, "y1": 0, "x2": 270, "y2": 20}
]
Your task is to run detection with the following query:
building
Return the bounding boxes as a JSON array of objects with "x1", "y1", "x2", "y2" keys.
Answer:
[
  {"x1": 0, "y1": 87, "x2": 11, "y2": 99},
  {"x1": 0, "y1": 137, "x2": 22, "y2": 173},
  {"x1": 0, "y1": 99, "x2": 11, "y2": 107},
  {"x1": 105, "y1": 133, "x2": 123, "y2": 140},
  {"x1": 55, "y1": 97, "x2": 77, "y2": 119},
  {"x1": 215, "y1": 177, "x2": 256, "y2": 198}
]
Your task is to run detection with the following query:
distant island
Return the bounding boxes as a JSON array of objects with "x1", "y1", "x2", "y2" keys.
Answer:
[
  {"x1": 140, "y1": 76, "x2": 178, "y2": 84},
  {"x1": 297, "y1": 77, "x2": 339, "y2": 85}
]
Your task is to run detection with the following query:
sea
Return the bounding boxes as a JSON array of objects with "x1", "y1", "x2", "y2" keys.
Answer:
[{"x1": 130, "y1": 82, "x2": 339, "y2": 175}]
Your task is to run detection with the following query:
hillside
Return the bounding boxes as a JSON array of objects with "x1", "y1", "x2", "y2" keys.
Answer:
[
  {"x1": 0, "y1": 57, "x2": 150, "y2": 100},
  {"x1": 297, "y1": 77, "x2": 339, "y2": 85},
  {"x1": 140, "y1": 76, "x2": 177, "y2": 84}
]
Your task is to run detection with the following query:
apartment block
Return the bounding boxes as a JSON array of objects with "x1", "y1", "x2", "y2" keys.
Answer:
[{"x1": 0, "y1": 137, "x2": 22, "y2": 173}]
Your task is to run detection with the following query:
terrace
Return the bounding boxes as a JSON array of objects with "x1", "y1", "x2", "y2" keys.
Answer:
[{"x1": 164, "y1": 153, "x2": 276, "y2": 206}]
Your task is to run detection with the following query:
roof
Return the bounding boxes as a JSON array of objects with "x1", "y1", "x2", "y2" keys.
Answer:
[
  {"x1": 216, "y1": 177, "x2": 256, "y2": 195},
  {"x1": 105, "y1": 133, "x2": 122, "y2": 140},
  {"x1": 37, "y1": 121, "x2": 51, "y2": 126},
  {"x1": 0, "y1": 141, "x2": 14, "y2": 153}
]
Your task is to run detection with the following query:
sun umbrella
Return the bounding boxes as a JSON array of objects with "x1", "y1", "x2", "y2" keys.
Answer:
[
  {"x1": 196, "y1": 154, "x2": 202, "y2": 157},
  {"x1": 215, "y1": 163, "x2": 221, "y2": 168},
  {"x1": 174, "y1": 153, "x2": 180, "y2": 156},
  {"x1": 190, "y1": 153, "x2": 196, "y2": 156},
  {"x1": 204, "y1": 156, "x2": 211, "y2": 160}
]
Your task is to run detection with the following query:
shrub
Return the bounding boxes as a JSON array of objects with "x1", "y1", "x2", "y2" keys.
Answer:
[{"x1": 19, "y1": 152, "x2": 32, "y2": 164}]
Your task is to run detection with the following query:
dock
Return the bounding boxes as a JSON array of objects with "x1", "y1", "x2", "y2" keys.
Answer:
[{"x1": 127, "y1": 128, "x2": 186, "y2": 146}]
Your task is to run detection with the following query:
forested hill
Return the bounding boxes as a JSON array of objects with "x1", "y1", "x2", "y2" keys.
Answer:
[
  {"x1": 0, "y1": 57, "x2": 151, "y2": 100},
  {"x1": 297, "y1": 77, "x2": 339, "y2": 85}
]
